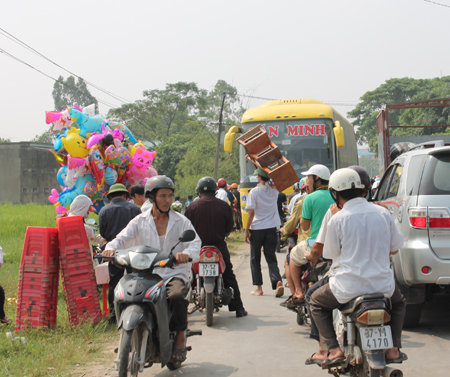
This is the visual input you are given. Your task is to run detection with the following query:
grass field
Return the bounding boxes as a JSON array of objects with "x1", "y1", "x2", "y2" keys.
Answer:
[{"x1": 0, "y1": 203, "x2": 117, "y2": 377}]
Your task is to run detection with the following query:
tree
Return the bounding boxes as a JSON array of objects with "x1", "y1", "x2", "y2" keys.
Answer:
[
  {"x1": 52, "y1": 75, "x2": 99, "y2": 112},
  {"x1": 107, "y1": 82, "x2": 206, "y2": 146},
  {"x1": 0, "y1": 137, "x2": 11, "y2": 143},
  {"x1": 358, "y1": 155, "x2": 380, "y2": 178},
  {"x1": 31, "y1": 75, "x2": 99, "y2": 143},
  {"x1": 349, "y1": 77, "x2": 450, "y2": 153}
]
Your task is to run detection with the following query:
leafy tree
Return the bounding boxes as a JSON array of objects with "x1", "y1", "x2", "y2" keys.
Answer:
[
  {"x1": 107, "y1": 82, "x2": 206, "y2": 146},
  {"x1": 358, "y1": 155, "x2": 380, "y2": 178},
  {"x1": 0, "y1": 137, "x2": 11, "y2": 143},
  {"x1": 349, "y1": 77, "x2": 450, "y2": 153},
  {"x1": 52, "y1": 75, "x2": 98, "y2": 112}
]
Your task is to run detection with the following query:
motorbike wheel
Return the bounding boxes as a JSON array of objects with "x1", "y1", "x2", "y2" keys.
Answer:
[
  {"x1": 118, "y1": 327, "x2": 142, "y2": 377},
  {"x1": 296, "y1": 312, "x2": 304, "y2": 325},
  {"x1": 356, "y1": 336, "x2": 381, "y2": 377},
  {"x1": 167, "y1": 360, "x2": 182, "y2": 371},
  {"x1": 205, "y1": 292, "x2": 214, "y2": 327}
]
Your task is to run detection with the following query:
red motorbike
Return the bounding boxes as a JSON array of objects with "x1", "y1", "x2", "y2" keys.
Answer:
[{"x1": 190, "y1": 246, "x2": 233, "y2": 326}]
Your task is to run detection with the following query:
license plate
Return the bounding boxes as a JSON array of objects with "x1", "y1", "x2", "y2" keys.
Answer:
[
  {"x1": 199, "y1": 263, "x2": 219, "y2": 277},
  {"x1": 360, "y1": 325, "x2": 393, "y2": 351}
]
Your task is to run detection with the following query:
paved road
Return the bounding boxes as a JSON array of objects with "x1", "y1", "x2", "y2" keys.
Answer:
[{"x1": 141, "y1": 248, "x2": 450, "y2": 377}]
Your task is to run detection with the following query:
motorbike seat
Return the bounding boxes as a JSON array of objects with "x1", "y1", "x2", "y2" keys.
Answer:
[{"x1": 340, "y1": 293, "x2": 391, "y2": 315}]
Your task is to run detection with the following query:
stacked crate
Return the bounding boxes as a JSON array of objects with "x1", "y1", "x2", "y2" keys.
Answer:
[
  {"x1": 15, "y1": 227, "x2": 60, "y2": 332},
  {"x1": 57, "y1": 216, "x2": 102, "y2": 325}
]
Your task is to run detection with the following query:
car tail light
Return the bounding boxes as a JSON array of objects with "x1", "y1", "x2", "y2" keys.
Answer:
[
  {"x1": 428, "y1": 208, "x2": 450, "y2": 228},
  {"x1": 409, "y1": 208, "x2": 427, "y2": 228},
  {"x1": 357, "y1": 310, "x2": 391, "y2": 325},
  {"x1": 200, "y1": 247, "x2": 220, "y2": 262},
  {"x1": 422, "y1": 266, "x2": 431, "y2": 274}
]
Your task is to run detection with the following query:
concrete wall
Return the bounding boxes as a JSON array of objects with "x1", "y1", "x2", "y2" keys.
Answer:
[{"x1": 0, "y1": 143, "x2": 59, "y2": 205}]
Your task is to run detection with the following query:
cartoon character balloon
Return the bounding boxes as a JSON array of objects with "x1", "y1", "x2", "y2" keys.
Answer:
[
  {"x1": 61, "y1": 127, "x2": 89, "y2": 158},
  {"x1": 87, "y1": 145, "x2": 105, "y2": 188}
]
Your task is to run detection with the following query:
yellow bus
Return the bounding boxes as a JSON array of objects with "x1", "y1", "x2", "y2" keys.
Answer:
[{"x1": 224, "y1": 98, "x2": 358, "y2": 227}]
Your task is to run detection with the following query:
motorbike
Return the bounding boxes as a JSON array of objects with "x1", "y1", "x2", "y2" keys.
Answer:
[
  {"x1": 97, "y1": 229, "x2": 202, "y2": 376},
  {"x1": 287, "y1": 257, "x2": 330, "y2": 325},
  {"x1": 317, "y1": 294, "x2": 404, "y2": 377},
  {"x1": 190, "y1": 246, "x2": 234, "y2": 326}
]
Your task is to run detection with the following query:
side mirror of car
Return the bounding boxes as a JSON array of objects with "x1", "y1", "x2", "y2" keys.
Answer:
[{"x1": 179, "y1": 230, "x2": 196, "y2": 242}]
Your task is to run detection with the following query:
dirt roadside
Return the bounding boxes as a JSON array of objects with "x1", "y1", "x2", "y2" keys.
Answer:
[{"x1": 76, "y1": 241, "x2": 250, "y2": 377}]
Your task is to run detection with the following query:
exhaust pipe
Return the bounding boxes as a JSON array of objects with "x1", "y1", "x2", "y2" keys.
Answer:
[{"x1": 382, "y1": 367, "x2": 403, "y2": 377}]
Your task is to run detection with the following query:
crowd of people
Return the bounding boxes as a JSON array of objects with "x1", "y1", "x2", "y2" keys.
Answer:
[{"x1": 0, "y1": 160, "x2": 408, "y2": 370}]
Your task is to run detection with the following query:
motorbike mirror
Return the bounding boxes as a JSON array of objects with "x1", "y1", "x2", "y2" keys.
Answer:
[
  {"x1": 86, "y1": 218, "x2": 96, "y2": 225},
  {"x1": 179, "y1": 230, "x2": 195, "y2": 242}
]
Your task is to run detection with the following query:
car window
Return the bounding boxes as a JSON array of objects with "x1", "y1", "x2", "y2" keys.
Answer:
[
  {"x1": 376, "y1": 165, "x2": 395, "y2": 201},
  {"x1": 406, "y1": 155, "x2": 427, "y2": 196},
  {"x1": 387, "y1": 165, "x2": 403, "y2": 198},
  {"x1": 419, "y1": 154, "x2": 450, "y2": 195}
]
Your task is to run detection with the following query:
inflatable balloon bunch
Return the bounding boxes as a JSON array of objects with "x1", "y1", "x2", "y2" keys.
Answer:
[{"x1": 47, "y1": 104, "x2": 158, "y2": 214}]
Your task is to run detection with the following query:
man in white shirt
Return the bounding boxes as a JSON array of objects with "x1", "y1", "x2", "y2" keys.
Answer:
[
  {"x1": 130, "y1": 184, "x2": 153, "y2": 213},
  {"x1": 103, "y1": 175, "x2": 201, "y2": 363},
  {"x1": 215, "y1": 178, "x2": 228, "y2": 202},
  {"x1": 244, "y1": 168, "x2": 284, "y2": 297},
  {"x1": 309, "y1": 168, "x2": 406, "y2": 368}
]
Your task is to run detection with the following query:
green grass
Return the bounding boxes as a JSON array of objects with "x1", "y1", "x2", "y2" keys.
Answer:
[
  {"x1": 227, "y1": 230, "x2": 245, "y2": 254},
  {"x1": 0, "y1": 203, "x2": 117, "y2": 377}
]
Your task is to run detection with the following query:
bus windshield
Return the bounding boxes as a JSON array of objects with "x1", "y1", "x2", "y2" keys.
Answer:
[{"x1": 239, "y1": 119, "x2": 334, "y2": 183}]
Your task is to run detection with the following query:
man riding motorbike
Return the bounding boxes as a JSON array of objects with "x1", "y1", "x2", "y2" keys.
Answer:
[
  {"x1": 102, "y1": 175, "x2": 201, "y2": 364},
  {"x1": 287, "y1": 164, "x2": 333, "y2": 306},
  {"x1": 308, "y1": 168, "x2": 407, "y2": 368}
]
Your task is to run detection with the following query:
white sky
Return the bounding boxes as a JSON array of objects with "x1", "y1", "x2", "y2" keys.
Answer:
[{"x1": 1, "y1": 0, "x2": 449, "y2": 142}]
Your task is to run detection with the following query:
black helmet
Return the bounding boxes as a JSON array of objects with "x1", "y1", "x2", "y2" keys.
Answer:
[
  {"x1": 347, "y1": 165, "x2": 371, "y2": 192},
  {"x1": 196, "y1": 176, "x2": 217, "y2": 194},
  {"x1": 145, "y1": 175, "x2": 175, "y2": 199}
]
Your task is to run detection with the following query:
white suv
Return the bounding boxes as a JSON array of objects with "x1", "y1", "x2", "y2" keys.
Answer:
[{"x1": 374, "y1": 141, "x2": 450, "y2": 327}]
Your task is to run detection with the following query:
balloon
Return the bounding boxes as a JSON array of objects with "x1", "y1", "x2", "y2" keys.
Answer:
[
  {"x1": 61, "y1": 127, "x2": 89, "y2": 158},
  {"x1": 53, "y1": 131, "x2": 67, "y2": 152},
  {"x1": 68, "y1": 108, "x2": 103, "y2": 138},
  {"x1": 109, "y1": 122, "x2": 138, "y2": 145},
  {"x1": 87, "y1": 145, "x2": 105, "y2": 188},
  {"x1": 131, "y1": 147, "x2": 156, "y2": 169},
  {"x1": 104, "y1": 145, "x2": 131, "y2": 172},
  {"x1": 56, "y1": 165, "x2": 68, "y2": 187},
  {"x1": 104, "y1": 166, "x2": 118, "y2": 186},
  {"x1": 144, "y1": 166, "x2": 158, "y2": 179},
  {"x1": 48, "y1": 149, "x2": 67, "y2": 166},
  {"x1": 86, "y1": 123, "x2": 107, "y2": 148},
  {"x1": 46, "y1": 106, "x2": 81, "y2": 131},
  {"x1": 130, "y1": 142, "x2": 145, "y2": 156}
]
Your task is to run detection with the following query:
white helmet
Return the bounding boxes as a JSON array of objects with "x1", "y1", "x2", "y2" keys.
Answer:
[
  {"x1": 329, "y1": 168, "x2": 365, "y2": 192},
  {"x1": 301, "y1": 164, "x2": 331, "y2": 181},
  {"x1": 293, "y1": 182, "x2": 300, "y2": 190}
]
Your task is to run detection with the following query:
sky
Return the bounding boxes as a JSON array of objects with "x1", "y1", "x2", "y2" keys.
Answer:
[{"x1": 1, "y1": 0, "x2": 450, "y2": 142}]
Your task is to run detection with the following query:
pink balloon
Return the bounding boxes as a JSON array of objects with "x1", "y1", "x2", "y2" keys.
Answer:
[{"x1": 144, "y1": 166, "x2": 158, "y2": 179}]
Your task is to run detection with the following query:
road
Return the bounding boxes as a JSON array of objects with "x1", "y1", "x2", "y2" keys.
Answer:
[{"x1": 141, "y1": 247, "x2": 450, "y2": 377}]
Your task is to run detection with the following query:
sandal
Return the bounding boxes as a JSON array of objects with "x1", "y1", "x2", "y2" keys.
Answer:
[
  {"x1": 386, "y1": 351, "x2": 408, "y2": 364},
  {"x1": 305, "y1": 353, "x2": 323, "y2": 365},
  {"x1": 275, "y1": 284, "x2": 284, "y2": 297},
  {"x1": 321, "y1": 354, "x2": 346, "y2": 369},
  {"x1": 171, "y1": 347, "x2": 189, "y2": 363}
]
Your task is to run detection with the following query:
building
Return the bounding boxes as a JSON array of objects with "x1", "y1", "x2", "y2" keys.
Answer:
[
  {"x1": 0, "y1": 142, "x2": 59, "y2": 205},
  {"x1": 357, "y1": 148, "x2": 375, "y2": 159}
]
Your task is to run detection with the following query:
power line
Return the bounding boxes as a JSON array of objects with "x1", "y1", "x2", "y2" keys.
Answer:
[
  {"x1": 423, "y1": 0, "x2": 450, "y2": 8},
  {"x1": 0, "y1": 47, "x2": 117, "y2": 109},
  {"x1": 0, "y1": 27, "x2": 130, "y2": 104}
]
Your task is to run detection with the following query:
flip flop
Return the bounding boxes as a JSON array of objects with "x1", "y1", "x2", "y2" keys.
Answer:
[
  {"x1": 321, "y1": 355, "x2": 346, "y2": 369},
  {"x1": 386, "y1": 351, "x2": 408, "y2": 364},
  {"x1": 275, "y1": 285, "x2": 284, "y2": 297},
  {"x1": 250, "y1": 291, "x2": 263, "y2": 296},
  {"x1": 305, "y1": 353, "x2": 323, "y2": 365},
  {"x1": 286, "y1": 298, "x2": 305, "y2": 309}
]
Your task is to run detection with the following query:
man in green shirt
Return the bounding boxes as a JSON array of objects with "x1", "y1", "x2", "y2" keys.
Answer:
[{"x1": 288, "y1": 164, "x2": 332, "y2": 305}]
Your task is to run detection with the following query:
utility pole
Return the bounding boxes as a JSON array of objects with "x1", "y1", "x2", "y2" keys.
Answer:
[{"x1": 213, "y1": 93, "x2": 226, "y2": 181}]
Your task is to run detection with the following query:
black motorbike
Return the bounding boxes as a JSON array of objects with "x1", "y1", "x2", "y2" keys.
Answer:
[{"x1": 99, "y1": 229, "x2": 202, "y2": 376}]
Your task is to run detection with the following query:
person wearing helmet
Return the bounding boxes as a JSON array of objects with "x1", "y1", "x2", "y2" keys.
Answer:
[
  {"x1": 216, "y1": 178, "x2": 228, "y2": 202},
  {"x1": 185, "y1": 177, "x2": 247, "y2": 318},
  {"x1": 245, "y1": 167, "x2": 284, "y2": 297},
  {"x1": 230, "y1": 183, "x2": 242, "y2": 230},
  {"x1": 99, "y1": 184, "x2": 142, "y2": 323},
  {"x1": 288, "y1": 178, "x2": 306, "y2": 215},
  {"x1": 287, "y1": 164, "x2": 333, "y2": 306},
  {"x1": 308, "y1": 168, "x2": 406, "y2": 367},
  {"x1": 103, "y1": 176, "x2": 201, "y2": 361}
]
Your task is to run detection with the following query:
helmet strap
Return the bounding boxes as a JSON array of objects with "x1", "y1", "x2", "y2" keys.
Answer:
[
  {"x1": 330, "y1": 189, "x2": 342, "y2": 209},
  {"x1": 149, "y1": 193, "x2": 171, "y2": 215}
]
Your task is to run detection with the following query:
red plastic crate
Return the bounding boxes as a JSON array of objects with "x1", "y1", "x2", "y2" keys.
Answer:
[
  {"x1": 57, "y1": 216, "x2": 102, "y2": 325},
  {"x1": 15, "y1": 227, "x2": 60, "y2": 332}
]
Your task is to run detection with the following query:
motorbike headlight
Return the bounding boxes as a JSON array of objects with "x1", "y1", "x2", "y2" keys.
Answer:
[{"x1": 129, "y1": 252, "x2": 156, "y2": 270}]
